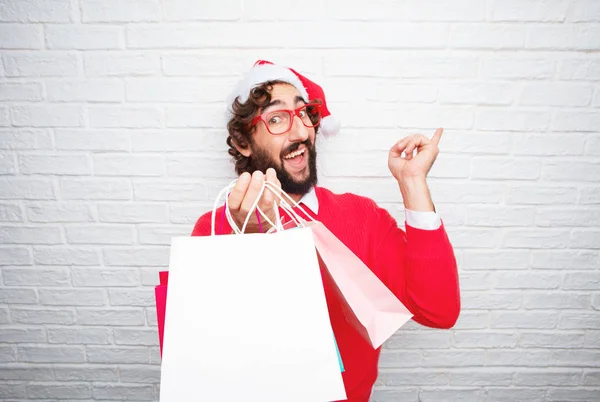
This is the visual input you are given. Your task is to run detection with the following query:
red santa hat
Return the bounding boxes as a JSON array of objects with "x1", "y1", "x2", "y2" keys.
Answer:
[{"x1": 226, "y1": 60, "x2": 340, "y2": 137}]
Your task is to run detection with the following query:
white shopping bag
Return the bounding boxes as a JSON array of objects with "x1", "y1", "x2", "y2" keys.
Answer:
[{"x1": 159, "y1": 183, "x2": 346, "y2": 402}]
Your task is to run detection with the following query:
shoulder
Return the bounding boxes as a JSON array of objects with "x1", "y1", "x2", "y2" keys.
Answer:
[{"x1": 191, "y1": 207, "x2": 227, "y2": 236}]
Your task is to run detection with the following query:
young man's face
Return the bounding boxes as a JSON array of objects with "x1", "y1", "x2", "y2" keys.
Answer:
[{"x1": 245, "y1": 83, "x2": 318, "y2": 195}]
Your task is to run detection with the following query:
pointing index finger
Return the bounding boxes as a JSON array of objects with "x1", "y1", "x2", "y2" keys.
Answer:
[{"x1": 431, "y1": 128, "x2": 444, "y2": 145}]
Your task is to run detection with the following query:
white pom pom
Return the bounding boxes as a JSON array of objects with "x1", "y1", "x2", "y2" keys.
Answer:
[{"x1": 320, "y1": 115, "x2": 341, "y2": 137}]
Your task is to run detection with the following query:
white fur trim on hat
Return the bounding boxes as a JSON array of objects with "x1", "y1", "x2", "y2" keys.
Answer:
[
  {"x1": 319, "y1": 115, "x2": 341, "y2": 137},
  {"x1": 226, "y1": 64, "x2": 309, "y2": 120}
]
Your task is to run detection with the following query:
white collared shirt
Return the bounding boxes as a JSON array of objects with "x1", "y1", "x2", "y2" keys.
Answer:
[{"x1": 298, "y1": 187, "x2": 442, "y2": 230}]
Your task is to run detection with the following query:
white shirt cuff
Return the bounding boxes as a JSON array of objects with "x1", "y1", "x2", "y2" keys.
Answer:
[{"x1": 405, "y1": 209, "x2": 442, "y2": 230}]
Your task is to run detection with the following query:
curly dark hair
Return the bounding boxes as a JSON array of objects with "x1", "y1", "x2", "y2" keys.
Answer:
[{"x1": 226, "y1": 80, "x2": 320, "y2": 175}]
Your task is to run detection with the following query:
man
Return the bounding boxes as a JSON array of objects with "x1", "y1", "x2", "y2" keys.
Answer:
[{"x1": 191, "y1": 60, "x2": 460, "y2": 402}]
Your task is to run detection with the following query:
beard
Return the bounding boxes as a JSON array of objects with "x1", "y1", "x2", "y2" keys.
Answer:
[{"x1": 246, "y1": 139, "x2": 318, "y2": 195}]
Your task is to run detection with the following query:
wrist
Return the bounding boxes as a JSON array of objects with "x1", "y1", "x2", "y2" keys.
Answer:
[{"x1": 398, "y1": 176, "x2": 434, "y2": 212}]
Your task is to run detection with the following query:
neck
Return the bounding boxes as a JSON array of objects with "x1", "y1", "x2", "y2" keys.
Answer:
[{"x1": 289, "y1": 193, "x2": 303, "y2": 203}]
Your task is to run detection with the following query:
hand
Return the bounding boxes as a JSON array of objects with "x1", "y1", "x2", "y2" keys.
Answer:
[
  {"x1": 388, "y1": 128, "x2": 443, "y2": 183},
  {"x1": 227, "y1": 168, "x2": 282, "y2": 233}
]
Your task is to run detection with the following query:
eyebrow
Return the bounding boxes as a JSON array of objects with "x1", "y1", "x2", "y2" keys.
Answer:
[{"x1": 263, "y1": 96, "x2": 306, "y2": 113}]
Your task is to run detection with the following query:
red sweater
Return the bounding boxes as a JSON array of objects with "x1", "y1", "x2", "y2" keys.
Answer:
[{"x1": 191, "y1": 186, "x2": 460, "y2": 401}]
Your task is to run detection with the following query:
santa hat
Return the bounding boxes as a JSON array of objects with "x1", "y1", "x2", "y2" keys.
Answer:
[{"x1": 226, "y1": 60, "x2": 340, "y2": 137}]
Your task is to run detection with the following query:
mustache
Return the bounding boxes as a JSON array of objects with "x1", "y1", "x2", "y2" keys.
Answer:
[{"x1": 281, "y1": 139, "x2": 312, "y2": 158}]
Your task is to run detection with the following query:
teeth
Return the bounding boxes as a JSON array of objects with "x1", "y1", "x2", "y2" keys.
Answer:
[{"x1": 284, "y1": 148, "x2": 305, "y2": 159}]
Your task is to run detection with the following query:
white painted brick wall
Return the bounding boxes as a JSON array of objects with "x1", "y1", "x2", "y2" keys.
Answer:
[{"x1": 0, "y1": 0, "x2": 599, "y2": 401}]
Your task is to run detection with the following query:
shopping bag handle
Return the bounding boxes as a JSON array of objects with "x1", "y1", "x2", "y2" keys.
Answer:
[{"x1": 210, "y1": 179, "x2": 316, "y2": 236}]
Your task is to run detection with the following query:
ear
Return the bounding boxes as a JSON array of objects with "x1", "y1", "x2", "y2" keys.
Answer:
[{"x1": 232, "y1": 138, "x2": 252, "y2": 158}]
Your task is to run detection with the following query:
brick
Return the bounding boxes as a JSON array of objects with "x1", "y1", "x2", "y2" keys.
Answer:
[
  {"x1": 0, "y1": 287, "x2": 37, "y2": 304},
  {"x1": 438, "y1": 83, "x2": 512, "y2": 105},
  {"x1": 72, "y1": 268, "x2": 140, "y2": 287},
  {"x1": 481, "y1": 56, "x2": 555, "y2": 80},
  {"x1": 39, "y1": 288, "x2": 105, "y2": 306},
  {"x1": 486, "y1": 350, "x2": 552, "y2": 366},
  {"x1": 551, "y1": 111, "x2": 600, "y2": 132},
  {"x1": 462, "y1": 292, "x2": 521, "y2": 309},
  {"x1": 0, "y1": 0, "x2": 72, "y2": 22},
  {"x1": 85, "y1": 51, "x2": 161, "y2": 76},
  {"x1": 377, "y1": 371, "x2": 448, "y2": 386},
  {"x1": 126, "y1": 77, "x2": 233, "y2": 103},
  {"x1": 492, "y1": 311, "x2": 558, "y2": 329},
  {"x1": 0, "y1": 203, "x2": 23, "y2": 222},
  {"x1": 141, "y1": 268, "x2": 161, "y2": 286},
  {"x1": 48, "y1": 327, "x2": 111, "y2": 344},
  {"x1": 11, "y1": 105, "x2": 84, "y2": 127},
  {"x1": 55, "y1": 129, "x2": 130, "y2": 151},
  {"x1": 98, "y1": 203, "x2": 167, "y2": 223},
  {"x1": 497, "y1": 272, "x2": 562, "y2": 290},
  {"x1": 583, "y1": 371, "x2": 600, "y2": 386},
  {"x1": 78, "y1": 308, "x2": 144, "y2": 326},
  {"x1": 131, "y1": 129, "x2": 227, "y2": 152},
  {"x1": 569, "y1": 0, "x2": 600, "y2": 21},
  {"x1": 490, "y1": 0, "x2": 568, "y2": 21},
  {"x1": 27, "y1": 383, "x2": 91, "y2": 399},
  {"x1": 94, "y1": 154, "x2": 165, "y2": 176},
  {"x1": 113, "y1": 328, "x2": 158, "y2": 346},
  {"x1": 528, "y1": 25, "x2": 600, "y2": 51},
  {"x1": 514, "y1": 371, "x2": 580, "y2": 386},
  {"x1": 0, "y1": 153, "x2": 17, "y2": 174},
  {"x1": 119, "y1": 365, "x2": 160, "y2": 383},
  {"x1": 532, "y1": 250, "x2": 598, "y2": 269},
  {"x1": 559, "y1": 312, "x2": 600, "y2": 329},
  {"x1": 385, "y1": 332, "x2": 451, "y2": 349},
  {"x1": 103, "y1": 247, "x2": 169, "y2": 267},
  {"x1": 27, "y1": 202, "x2": 94, "y2": 223},
  {"x1": 164, "y1": 0, "x2": 241, "y2": 21},
  {"x1": 54, "y1": 365, "x2": 118, "y2": 381},
  {"x1": 0, "y1": 365, "x2": 53, "y2": 380},
  {"x1": 462, "y1": 250, "x2": 529, "y2": 270},
  {"x1": 450, "y1": 24, "x2": 525, "y2": 49},
  {"x1": 557, "y1": 58, "x2": 600, "y2": 80},
  {"x1": 502, "y1": 229, "x2": 570, "y2": 249},
  {"x1": 536, "y1": 208, "x2": 600, "y2": 227},
  {"x1": 0, "y1": 107, "x2": 8, "y2": 126},
  {"x1": 551, "y1": 350, "x2": 600, "y2": 367},
  {"x1": 422, "y1": 350, "x2": 486, "y2": 367},
  {"x1": 520, "y1": 332, "x2": 585, "y2": 349},
  {"x1": 586, "y1": 135, "x2": 600, "y2": 155},
  {"x1": 580, "y1": 186, "x2": 600, "y2": 204},
  {"x1": 0, "y1": 129, "x2": 52, "y2": 150},
  {"x1": 520, "y1": 83, "x2": 592, "y2": 106},
  {"x1": 327, "y1": 79, "x2": 438, "y2": 104},
  {"x1": 89, "y1": 106, "x2": 163, "y2": 128},
  {"x1": 508, "y1": 185, "x2": 577, "y2": 205},
  {"x1": 452, "y1": 332, "x2": 517, "y2": 348},
  {"x1": 46, "y1": 25, "x2": 123, "y2": 50},
  {"x1": 138, "y1": 225, "x2": 191, "y2": 245},
  {"x1": 476, "y1": 109, "x2": 549, "y2": 131},
  {"x1": 82, "y1": 0, "x2": 159, "y2": 22},
  {"x1": 459, "y1": 272, "x2": 496, "y2": 291},
  {"x1": 109, "y1": 289, "x2": 155, "y2": 307},
  {"x1": 87, "y1": 346, "x2": 149, "y2": 364},
  {"x1": 513, "y1": 133, "x2": 585, "y2": 156},
  {"x1": 65, "y1": 225, "x2": 135, "y2": 245},
  {"x1": 0, "y1": 82, "x2": 44, "y2": 101},
  {"x1": 543, "y1": 161, "x2": 600, "y2": 181},
  {"x1": 166, "y1": 105, "x2": 230, "y2": 128},
  {"x1": 61, "y1": 178, "x2": 132, "y2": 200},
  {"x1": 423, "y1": 156, "x2": 472, "y2": 179},
  {"x1": 594, "y1": 296, "x2": 600, "y2": 310},
  {"x1": 47, "y1": 79, "x2": 124, "y2": 102},
  {"x1": 0, "y1": 178, "x2": 55, "y2": 200},
  {"x1": 146, "y1": 307, "x2": 157, "y2": 327},
  {"x1": 465, "y1": 206, "x2": 535, "y2": 226},
  {"x1": 525, "y1": 292, "x2": 590, "y2": 310},
  {"x1": 378, "y1": 351, "x2": 422, "y2": 368},
  {"x1": 483, "y1": 388, "x2": 545, "y2": 402},
  {"x1": 3, "y1": 267, "x2": 70, "y2": 286},
  {"x1": 570, "y1": 229, "x2": 600, "y2": 249},
  {"x1": 0, "y1": 308, "x2": 8, "y2": 324},
  {"x1": 0, "y1": 382, "x2": 25, "y2": 398},
  {"x1": 33, "y1": 247, "x2": 100, "y2": 266},
  {"x1": 0, "y1": 247, "x2": 32, "y2": 265},
  {"x1": 11, "y1": 307, "x2": 75, "y2": 324},
  {"x1": 19, "y1": 154, "x2": 91, "y2": 175},
  {"x1": 19, "y1": 345, "x2": 84, "y2": 363},
  {"x1": 420, "y1": 388, "x2": 481, "y2": 401},
  {"x1": 450, "y1": 370, "x2": 513, "y2": 386},
  {"x1": 93, "y1": 384, "x2": 155, "y2": 400},
  {"x1": 170, "y1": 204, "x2": 210, "y2": 225},
  {"x1": 134, "y1": 180, "x2": 208, "y2": 201},
  {"x1": 0, "y1": 327, "x2": 45, "y2": 343},
  {"x1": 404, "y1": 0, "x2": 483, "y2": 21},
  {"x1": 3, "y1": 52, "x2": 79, "y2": 77},
  {"x1": 547, "y1": 389, "x2": 600, "y2": 401},
  {"x1": 448, "y1": 228, "x2": 498, "y2": 248}
]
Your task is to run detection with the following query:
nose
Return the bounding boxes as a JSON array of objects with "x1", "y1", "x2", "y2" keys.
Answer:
[{"x1": 287, "y1": 115, "x2": 309, "y2": 143}]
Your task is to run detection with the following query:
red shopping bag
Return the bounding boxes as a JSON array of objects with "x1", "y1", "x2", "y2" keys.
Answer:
[{"x1": 155, "y1": 271, "x2": 169, "y2": 357}]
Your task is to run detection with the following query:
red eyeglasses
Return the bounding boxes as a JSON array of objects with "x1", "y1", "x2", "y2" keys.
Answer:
[{"x1": 251, "y1": 103, "x2": 321, "y2": 135}]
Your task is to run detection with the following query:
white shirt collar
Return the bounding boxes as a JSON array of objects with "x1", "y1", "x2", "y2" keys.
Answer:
[{"x1": 298, "y1": 186, "x2": 319, "y2": 214}]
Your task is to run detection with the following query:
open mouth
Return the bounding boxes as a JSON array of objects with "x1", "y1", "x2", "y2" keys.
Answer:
[{"x1": 282, "y1": 147, "x2": 307, "y2": 169}]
